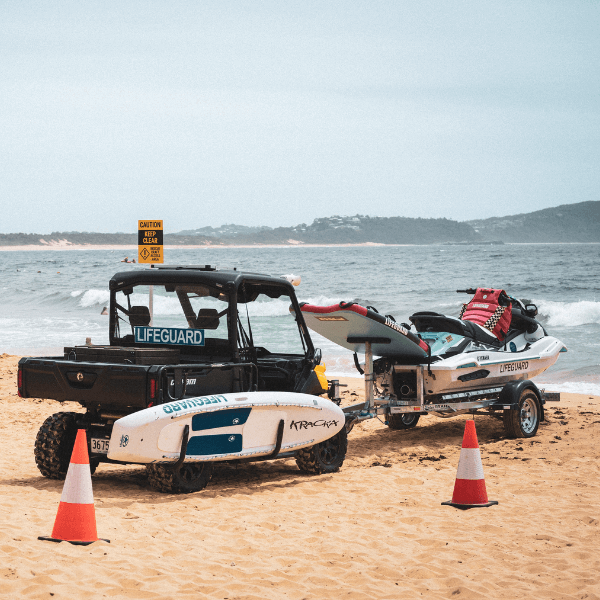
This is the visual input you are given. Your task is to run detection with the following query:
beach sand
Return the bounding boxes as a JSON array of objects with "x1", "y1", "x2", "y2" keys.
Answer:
[{"x1": 1, "y1": 353, "x2": 599, "y2": 599}]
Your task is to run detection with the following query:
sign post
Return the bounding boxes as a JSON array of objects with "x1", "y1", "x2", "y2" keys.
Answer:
[
  {"x1": 138, "y1": 220, "x2": 164, "y2": 264},
  {"x1": 138, "y1": 220, "x2": 163, "y2": 326}
]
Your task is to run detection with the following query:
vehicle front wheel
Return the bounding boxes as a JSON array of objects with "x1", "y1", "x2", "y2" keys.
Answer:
[
  {"x1": 387, "y1": 412, "x2": 421, "y2": 430},
  {"x1": 295, "y1": 427, "x2": 348, "y2": 474},
  {"x1": 503, "y1": 389, "x2": 541, "y2": 438},
  {"x1": 146, "y1": 462, "x2": 214, "y2": 493},
  {"x1": 35, "y1": 412, "x2": 97, "y2": 479}
]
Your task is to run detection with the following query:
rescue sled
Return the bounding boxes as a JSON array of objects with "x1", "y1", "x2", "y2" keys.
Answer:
[
  {"x1": 302, "y1": 288, "x2": 567, "y2": 438},
  {"x1": 109, "y1": 391, "x2": 345, "y2": 465}
]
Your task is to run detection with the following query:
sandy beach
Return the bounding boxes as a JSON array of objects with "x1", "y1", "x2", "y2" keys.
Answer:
[{"x1": 1, "y1": 353, "x2": 599, "y2": 599}]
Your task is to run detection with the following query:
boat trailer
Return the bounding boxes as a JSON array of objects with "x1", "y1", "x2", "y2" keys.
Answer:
[{"x1": 329, "y1": 340, "x2": 560, "y2": 432}]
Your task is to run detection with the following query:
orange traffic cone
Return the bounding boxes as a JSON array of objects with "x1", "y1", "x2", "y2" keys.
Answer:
[
  {"x1": 39, "y1": 430, "x2": 109, "y2": 545},
  {"x1": 442, "y1": 419, "x2": 498, "y2": 510}
]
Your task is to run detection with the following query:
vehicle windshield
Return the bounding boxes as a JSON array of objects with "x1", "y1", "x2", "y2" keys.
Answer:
[
  {"x1": 112, "y1": 284, "x2": 230, "y2": 350},
  {"x1": 237, "y1": 291, "x2": 308, "y2": 358},
  {"x1": 111, "y1": 282, "x2": 309, "y2": 359}
]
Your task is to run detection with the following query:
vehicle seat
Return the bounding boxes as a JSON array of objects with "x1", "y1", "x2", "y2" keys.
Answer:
[
  {"x1": 196, "y1": 308, "x2": 220, "y2": 330},
  {"x1": 409, "y1": 311, "x2": 500, "y2": 346},
  {"x1": 129, "y1": 306, "x2": 151, "y2": 327}
]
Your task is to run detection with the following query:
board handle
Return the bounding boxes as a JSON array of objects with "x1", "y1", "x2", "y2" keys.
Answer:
[
  {"x1": 257, "y1": 419, "x2": 285, "y2": 461},
  {"x1": 172, "y1": 424, "x2": 190, "y2": 471}
]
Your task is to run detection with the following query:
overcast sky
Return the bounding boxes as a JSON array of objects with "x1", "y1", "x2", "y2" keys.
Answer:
[{"x1": 1, "y1": 1, "x2": 599, "y2": 234}]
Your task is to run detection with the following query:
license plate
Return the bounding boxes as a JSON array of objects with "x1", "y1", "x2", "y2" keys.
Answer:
[{"x1": 91, "y1": 438, "x2": 110, "y2": 454}]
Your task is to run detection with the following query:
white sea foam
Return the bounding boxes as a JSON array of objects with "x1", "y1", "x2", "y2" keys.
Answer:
[
  {"x1": 535, "y1": 381, "x2": 600, "y2": 396},
  {"x1": 78, "y1": 289, "x2": 110, "y2": 307},
  {"x1": 106, "y1": 293, "x2": 345, "y2": 318},
  {"x1": 534, "y1": 299, "x2": 600, "y2": 327}
]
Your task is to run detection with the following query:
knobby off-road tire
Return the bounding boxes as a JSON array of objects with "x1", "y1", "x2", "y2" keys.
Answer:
[
  {"x1": 387, "y1": 413, "x2": 421, "y2": 430},
  {"x1": 295, "y1": 427, "x2": 348, "y2": 474},
  {"x1": 146, "y1": 462, "x2": 215, "y2": 493},
  {"x1": 503, "y1": 389, "x2": 541, "y2": 438},
  {"x1": 34, "y1": 412, "x2": 98, "y2": 479}
]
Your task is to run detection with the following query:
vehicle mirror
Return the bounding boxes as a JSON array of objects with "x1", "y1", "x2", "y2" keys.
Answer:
[
  {"x1": 122, "y1": 287, "x2": 134, "y2": 296},
  {"x1": 313, "y1": 348, "x2": 322, "y2": 365},
  {"x1": 525, "y1": 304, "x2": 538, "y2": 316},
  {"x1": 165, "y1": 284, "x2": 175, "y2": 292}
]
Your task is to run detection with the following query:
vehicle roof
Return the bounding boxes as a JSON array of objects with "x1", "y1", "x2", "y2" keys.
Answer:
[{"x1": 109, "y1": 265, "x2": 295, "y2": 294}]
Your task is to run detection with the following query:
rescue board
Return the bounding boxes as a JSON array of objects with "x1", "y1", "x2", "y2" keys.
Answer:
[
  {"x1": 108, "y1": 391, "x2": 345, "y2": 464},
  {"x1": 300, "y1": 303, "x2": 430, "y2": 360}
]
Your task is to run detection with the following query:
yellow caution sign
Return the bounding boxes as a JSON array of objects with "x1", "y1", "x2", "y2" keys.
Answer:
[{"x1": 138, "y1": 220, "x2": 164, "y2": 264}]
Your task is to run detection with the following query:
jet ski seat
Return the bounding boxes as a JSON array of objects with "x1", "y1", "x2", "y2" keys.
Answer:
[{"x1": 409, "y1": 312, "x2": 501, "y2": 346}]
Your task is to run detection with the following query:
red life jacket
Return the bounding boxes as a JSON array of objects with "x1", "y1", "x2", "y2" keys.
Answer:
[{"x1": 459, "y1": 288, "x2": 512, "y2": 341}]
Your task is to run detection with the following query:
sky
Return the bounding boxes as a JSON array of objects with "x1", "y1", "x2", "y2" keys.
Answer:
[{"x1": 1, "y1": 1, "x2": 599, "y2": 234}]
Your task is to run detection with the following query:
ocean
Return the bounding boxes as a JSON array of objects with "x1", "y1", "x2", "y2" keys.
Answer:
[{"x1": 1, "y1": 244, "x2": 599, "y2": 395}]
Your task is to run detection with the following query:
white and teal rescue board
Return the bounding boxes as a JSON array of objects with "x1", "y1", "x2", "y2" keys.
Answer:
[{"x1": 108, "y1": 392, "x2": 344, "y2": 464}]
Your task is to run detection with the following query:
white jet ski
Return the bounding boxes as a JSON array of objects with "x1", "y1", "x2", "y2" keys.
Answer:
[
  {"x1": 109, "y1": 391, "x2": 345, "y2": 465},
  {"x1": 301, "y1": 288, "x2": 567, "y2": 400}
]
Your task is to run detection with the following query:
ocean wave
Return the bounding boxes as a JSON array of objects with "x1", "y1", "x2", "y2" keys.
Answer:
[
  {"x1": 534, "y1": 299, "x2": 600, "y2": 327},
  {"x1": 72, "y1": 289, "x2": 345, "y2": 317},
  {"x1": 78, "y1": 289, "x2": 110, "y2": 308}
]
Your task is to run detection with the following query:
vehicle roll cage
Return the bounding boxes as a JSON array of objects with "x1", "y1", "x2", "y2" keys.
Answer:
[{"x1": 108, "y1": 266, "x2": 316, "y2": 363}]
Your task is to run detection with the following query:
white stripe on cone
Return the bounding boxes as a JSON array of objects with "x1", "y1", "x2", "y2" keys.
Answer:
[
  {"x1": 60, "y1": 463, "x2": 94, "y2": 504},
  {"x1": 455, "y1": 448, "x2": 485, "y2": 480}
]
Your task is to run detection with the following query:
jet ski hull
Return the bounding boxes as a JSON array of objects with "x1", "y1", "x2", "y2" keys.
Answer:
[{"x1": 418, "y1": 335, "x2": 564, "y2": 397}]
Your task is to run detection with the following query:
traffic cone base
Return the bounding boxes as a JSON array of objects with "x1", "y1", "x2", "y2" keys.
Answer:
[
  {"x1": 39, "y1": 430, "x2": 110, "y2": 545},
  {"x1": 442, "y1": 420, "x2": 498, "y2": 510},
  {"x1": 37, "y1": 535, "x2": 110, "y2": 546},
  {"x1": 441, "y1": 499, "x2": 499, "y2": 510}
]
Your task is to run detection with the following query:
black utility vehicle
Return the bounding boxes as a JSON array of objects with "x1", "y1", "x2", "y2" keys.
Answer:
[{"x1": 19, "y1": 265, "x2": 347, "y2": 492}]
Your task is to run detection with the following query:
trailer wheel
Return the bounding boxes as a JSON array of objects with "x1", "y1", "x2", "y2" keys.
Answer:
[
  {"x1": 146, "y1": 462, "x2": 214, "y2": 493},
  {"x1": 295, "y1": 427, "x2": 348, "y2": 474},
  {"x1": 503, "y1": 389, "x2": 541, "y2": 438},
  {"x1": 387, "y1": 413, "x2": 421, "y2": 430},
  {"x1": 34, "y1": 412, "x2": 98, "y2": 479}
]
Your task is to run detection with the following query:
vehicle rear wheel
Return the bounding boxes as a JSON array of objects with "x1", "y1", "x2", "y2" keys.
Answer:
[
  {"x1": 146, "y1": 462, "x2": 214, "y2": 493},
  {"x1": 295, "y1": 427, "x2": 348, "y2": 474},
  {"x1": 387, "y1": 412, "x2": 421, "y2": 430},
  {"x1": 503, "y1": 389, "x2": 541, "y2": 438},
  {"x1": 34, "y1": 412, "x2": 97, "y2": 479}
]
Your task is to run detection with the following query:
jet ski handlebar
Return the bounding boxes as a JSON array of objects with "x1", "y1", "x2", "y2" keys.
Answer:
[{"x1": 456, "y1": 288, "x2": 477, "y2": 294}]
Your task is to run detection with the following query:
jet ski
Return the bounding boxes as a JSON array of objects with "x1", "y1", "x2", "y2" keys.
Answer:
[{"x1": 301, "y1": 288, "x2": 567, "y2": 437}]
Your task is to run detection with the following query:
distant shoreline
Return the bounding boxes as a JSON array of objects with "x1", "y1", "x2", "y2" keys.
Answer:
[
  {"x1": 0, "y1": 242, "x2": 400, "y2": 251},
  {"x1": 1, "y1": 242, "x2": 599, "y2": 252}
]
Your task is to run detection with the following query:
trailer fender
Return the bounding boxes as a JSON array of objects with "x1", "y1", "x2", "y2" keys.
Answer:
[{"x1": 499, "y1": 380, "x2": 544, "y2": 422}]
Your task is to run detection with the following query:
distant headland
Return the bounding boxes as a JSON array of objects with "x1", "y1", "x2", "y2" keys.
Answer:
[{"x1": 1, "y1": 201, "x2": 599, "y2": 248}]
